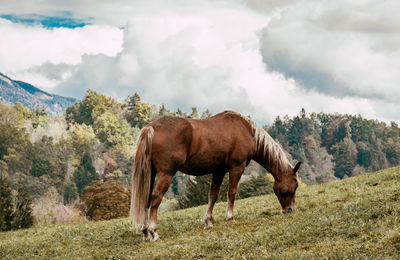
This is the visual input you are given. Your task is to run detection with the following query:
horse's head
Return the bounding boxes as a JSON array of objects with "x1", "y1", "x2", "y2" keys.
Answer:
[{"x1": 273, "y1": 162, "x2": 301, "y2": 214}]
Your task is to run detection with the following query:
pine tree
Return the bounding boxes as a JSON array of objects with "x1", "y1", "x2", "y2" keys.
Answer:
[
  {"x1": 0, "y1": 178, "x2": 14, "y2": 231},
  {"x1": 74, "y1": 153, "x2": 99, "y2": 195},
  {"x1": 177, "y1": 175, "x2": 228, "y2": 209},
  {"x1": 190, "y1": 107, "x2": 199, "y2": 119},
  {"x1": 12, "y1": 184, "x2": 33, "y2": 229}
]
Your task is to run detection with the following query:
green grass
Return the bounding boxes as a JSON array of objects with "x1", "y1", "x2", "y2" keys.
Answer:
[{"x1": 1, "y1": 167, "x2": 400, "y2": 259}]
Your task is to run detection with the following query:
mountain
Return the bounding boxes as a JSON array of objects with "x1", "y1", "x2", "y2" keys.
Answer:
[{"x1": 0, "y1": 72, "x2": 76, "y2": 114}]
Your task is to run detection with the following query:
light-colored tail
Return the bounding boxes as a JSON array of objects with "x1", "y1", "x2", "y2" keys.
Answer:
[{"x1": 130, "y1": 126, "x2": 154, "y2": 225}]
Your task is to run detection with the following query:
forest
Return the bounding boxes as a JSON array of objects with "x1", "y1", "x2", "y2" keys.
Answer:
[{"x1": 1, "y1": 90, "x2": 400, "y2": 230}]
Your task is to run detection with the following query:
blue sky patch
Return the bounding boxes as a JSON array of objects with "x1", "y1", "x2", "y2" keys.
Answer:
[{"x1": 0, "y1": 13, "x2": 89, "y2": 28}]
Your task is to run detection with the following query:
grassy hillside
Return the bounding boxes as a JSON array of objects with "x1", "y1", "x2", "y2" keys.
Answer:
[{"x1": 1, "y1": 167, "x2": 399, "y2": 259}]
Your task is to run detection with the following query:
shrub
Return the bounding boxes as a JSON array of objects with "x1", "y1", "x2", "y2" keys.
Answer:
[
  {"x1": 33, "y1": 187, "x2": 86, "y2": 225},
  {"x1": 80, "y1": 180, "x2": 130, "y2": 221},
  {"x1": 13, "y1": 184, "x2": 34, "y2": 229},
  {"x1": 177, "y1": 175, "x2": 228, "y2": 209},
  {"x1": 238, "y1": 174, "x2": 274, "y2": 199},
  {"x1": 63, "y1": 183, "x2": 78, "y2": 205},
  {"x1": 0, "y1": 179, "x2": 34, "y2": 231},
  {"x1": 0, "y1": 178, "x2": 14, "y2": 231}
]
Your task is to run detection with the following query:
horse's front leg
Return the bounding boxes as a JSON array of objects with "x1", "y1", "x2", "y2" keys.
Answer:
[
  {"x1": 226, "y1": 163, "x2": 245, "y2": 221},
  {"x1": 147, "y1": 171, "x2": 173, "y2": 242},
  {"x1": 204, "y1": 173, "x2": 225, "y2": 228}
]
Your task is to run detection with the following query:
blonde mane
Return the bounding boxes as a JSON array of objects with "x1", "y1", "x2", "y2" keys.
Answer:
[
  {"x1": 247, "y1": 117, "x2": 292, "y2": 173},
  {"x1": 222, "y1": 110, "x2": 292, "y2": 173}
]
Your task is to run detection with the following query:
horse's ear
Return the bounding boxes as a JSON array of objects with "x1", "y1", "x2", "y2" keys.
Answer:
[{"x1": 293, "y1": 162, "x2": 301, "y2": 175}]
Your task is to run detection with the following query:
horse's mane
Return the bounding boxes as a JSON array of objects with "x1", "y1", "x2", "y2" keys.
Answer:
[{"x1": 225, "y1": 111, "x2": 292, "y2": 173}]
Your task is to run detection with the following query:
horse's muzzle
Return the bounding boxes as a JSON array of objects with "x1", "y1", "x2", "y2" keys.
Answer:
[{"x1": 282, "y1": 207, "x2": 294, "y2": 214}]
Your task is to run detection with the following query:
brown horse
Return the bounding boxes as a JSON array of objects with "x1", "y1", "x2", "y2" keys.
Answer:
[{"x1": 130, "y1": 110, "x2": 301, "y2": 242}]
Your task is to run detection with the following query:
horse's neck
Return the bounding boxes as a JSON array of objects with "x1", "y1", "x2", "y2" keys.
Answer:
[{"x1": 253, "y1": 150, "x2": 279, "y2": 181}]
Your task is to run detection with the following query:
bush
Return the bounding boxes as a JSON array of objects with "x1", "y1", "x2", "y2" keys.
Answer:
[
  {"x1": 0, "y1": 179, "x2": 33, "y2": 231},
  {"x1": 80, "y1": 180, "x2": 130, "y2": 221},
  {"x1": 63, "y1": 183, "x2": 78, "y2": 205},
  {"x1": 177, "y1": 175, "x2": 228, "y2": 209},
  {"x1": 33, "y1": 187, "x2": 86, "y2": 225},
  {"x1": 74, "y1": 153, "x2": 99, "y2": 195},
  {"x1": 0, "y1": 178, "x2": 14, "y2": 231},
  {"x1": 238, "y1": 174, "x2": 274, "y2": 199},
  {"x1": 13, "y1": 184, "x2": 34, "y2": 229}
]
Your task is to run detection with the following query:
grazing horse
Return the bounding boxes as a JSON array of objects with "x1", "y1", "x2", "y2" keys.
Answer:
[{"x1": 130, "y1": 110, "x2": 301, "y2": 242}]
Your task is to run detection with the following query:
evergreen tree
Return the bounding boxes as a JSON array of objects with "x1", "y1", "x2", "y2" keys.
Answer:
[
  {"x1": 190, "y1": 107, "x2": 199, "y2": 119},
  {"x1": 0, "y1": 178, "x2": 13, "y2": 231},
  {"x1": 238, "y1": 174, "x2": 274, "y2": 199},
  {"x1": 332, "y1": 138, "x2": 357, "y2": 178},
  {"x1": 63, "y1": 183, "x2": 78, "y2": 204},
  {"x1": 12, "y1": 184, "x2": 33, "y2": 229},
  {"x1": 176, "y1": 108, "x2": 187, "y2": 118},
  {"x1": 74, "y1": 153, "x2": 99, "y2": 195},
  {"x1": 125, "y1": 93, "x2": 153, "y2": 128},
  {"x1": 201, "y1": 109, "x2": 212, "y2": 119},
  {"x1": 177, "y1": 175, "x2": 228, "y2": 209}
]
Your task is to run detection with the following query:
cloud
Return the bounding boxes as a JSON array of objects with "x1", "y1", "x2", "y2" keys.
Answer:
[
  {"x1": 1, "y1": 0, "x2": 400, "y2": 124},
  {"x1": 259, "y1": 0, "x2": 400, "y2": 118},
  {"x1": 55, "y1": 9, "x2": 269, "y2": 118},
  {"x1": 0, "y1": 18, "x2": 123, "y2": 90}
]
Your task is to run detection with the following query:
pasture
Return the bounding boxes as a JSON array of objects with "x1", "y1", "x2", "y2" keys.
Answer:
[{"x1": 1, "y1": 167, "x2": 399, "y2": 259}]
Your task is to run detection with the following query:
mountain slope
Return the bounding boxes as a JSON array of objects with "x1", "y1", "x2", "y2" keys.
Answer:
[
  {"x1": 1, "y1": 167, "x2": 399, "y2": 258},
  {"x1": 0, "y1": 72, "x2": 76, "y2": 113}
]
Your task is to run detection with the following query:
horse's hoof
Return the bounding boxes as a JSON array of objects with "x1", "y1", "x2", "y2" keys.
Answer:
[
  {"x1": 143, "y1": 229, "x2": 151, "y2": 242},
  {"x1": 204, "y1": 218, "x2": 213, "y2": 229},
  {"x1": 225, "y1": 216, "x2": 234, "y2": 221},
  {"x1": 150, "y1": 232, "x2": 160, "y2": 242}
]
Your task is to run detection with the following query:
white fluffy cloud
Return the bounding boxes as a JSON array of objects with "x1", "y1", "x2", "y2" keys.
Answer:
[
  {"x1": 259, "y1": 0, "x2": 400, "y2": 121},
  {"x1": 0, "y1": 18, "x2": 123, "y2": 90},
  {"x1": 1, "y1": 0, "x2": 400, "y2": 123}
]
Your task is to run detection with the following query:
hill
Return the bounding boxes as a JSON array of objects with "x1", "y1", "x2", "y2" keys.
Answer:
[
  {"x1": 1, "y1": 167, "x2": 399, "y2": 259},
  {"x1": 0, "y1": 72, "x2": 76, "y2": 114}
]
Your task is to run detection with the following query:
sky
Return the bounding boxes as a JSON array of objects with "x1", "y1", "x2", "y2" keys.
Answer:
[{"x1": 0, "y1": 0, "x2": 399, "y2": 124}]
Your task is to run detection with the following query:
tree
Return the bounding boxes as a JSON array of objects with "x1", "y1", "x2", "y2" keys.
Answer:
[
  {"x1": 201, "y1": 109, "x2": 212, "y2": 119},
  {"x1": 176, "y1": 108, "x2": 187, "y2": 118},
  {"x1": 125, "y1": 93, "x2": 153, "y2": 128},
  {"x1": 74, "y1": 153, "x2": 99, "y2": 195},
  {"x1": 62, "y1": 123, "x2": 100, "y2": 159},
  {"x1": 158, "y1": 104, "x2": 174, "y2": 117},
  {"x1": 0, "y1": 178, "x2": 13, "y2": 231},
  {"x1": 190, "y1": 107, "x2": 199, "y2": 119},
  {"x1": 177, "y1": 175, "x2": 228, "y2": 209},
  {"x1": 93, "y1": 111, "x2": 134, "y2": 148},
  {"x1": 12, "y1": 184, "x2": 33, "y2": 229},
  {"x1": 63, "y1": 183, "x2": 78, "y2": 204},
  {"x1": 80, "y1": 180, "x2": 130, "y2": 221},
  {"x1": 66, "y1": 90, "x2": 113, "y2": 126},
  {"x1": 238, "y1": 174, "x2": 274, "y2": 199},
  {"x1": 30, "y1": 158, "x2": 51, "y2": 177},
  {"x1": 332, "y1": 137, "x2": 357, "y2": 178}
]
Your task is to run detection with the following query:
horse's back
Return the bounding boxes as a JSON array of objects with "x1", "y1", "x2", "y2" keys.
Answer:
[{"x1": 149, "y1": 111, "x2": 255, "y2": 174}]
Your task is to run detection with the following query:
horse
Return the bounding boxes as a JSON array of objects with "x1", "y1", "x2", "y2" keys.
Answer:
[{"x1": 130, "y1": 110, "x2": 301, "y2": 242}]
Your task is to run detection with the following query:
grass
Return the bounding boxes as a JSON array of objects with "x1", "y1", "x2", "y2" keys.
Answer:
[{"x1": 1, "y1": 167, "x2": 400, "y2": 259}]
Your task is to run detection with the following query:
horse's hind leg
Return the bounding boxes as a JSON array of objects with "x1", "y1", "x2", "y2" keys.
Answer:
[
  {"x1": 204, "y1": 173, "x2": 225, "y2": 228},
  {"x1": 148, "y1": 171, "x2": 173, "y2": 242},
  {"x1": 142, "y1": 168, "x2": 156, "y2": 241},
  {"x1": 226, "y1": 163, "x2": 246, "y2": 221}
]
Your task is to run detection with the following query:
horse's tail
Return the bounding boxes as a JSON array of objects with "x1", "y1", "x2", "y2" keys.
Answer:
[{"x1": 130, "y1": 126, "x2": 154, "y2": 225}]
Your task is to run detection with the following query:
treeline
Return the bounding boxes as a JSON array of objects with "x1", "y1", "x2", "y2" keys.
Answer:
[
  {"x1": 1, "y1": 91, "x2": 399, "y2": 228},
  {"x1": 268, "y1": 108, "x2": 400, "y2": 184},
  {"x1": 0, "y1": 90, "x2": 232, "y2": 226}
]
